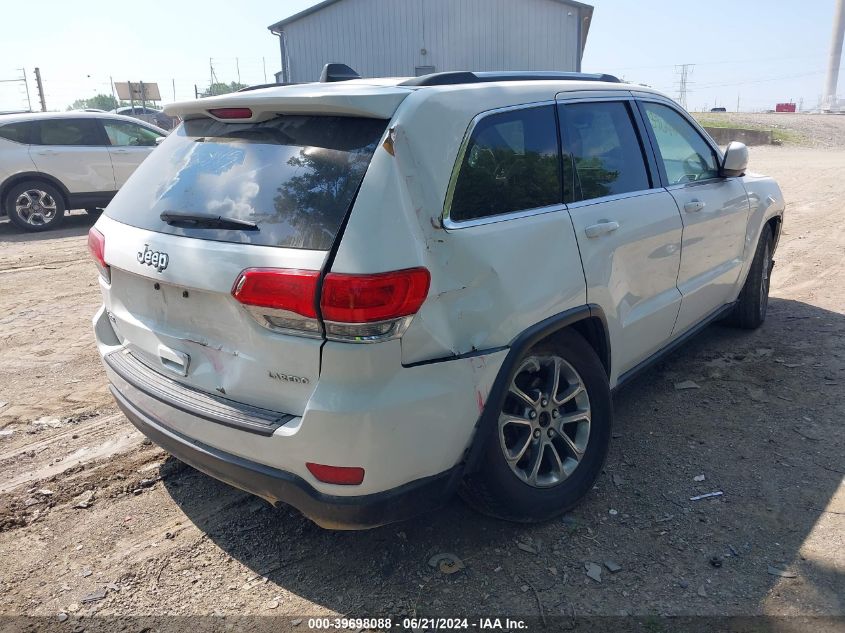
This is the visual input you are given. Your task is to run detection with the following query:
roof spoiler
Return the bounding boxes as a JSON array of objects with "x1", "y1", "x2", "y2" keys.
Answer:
[{"x1": 320, "y1": 63, "x2": 361, "y2": 83}]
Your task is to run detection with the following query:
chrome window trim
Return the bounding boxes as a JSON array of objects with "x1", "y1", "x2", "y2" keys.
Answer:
[
  {"x1": 443, "y1": 203, "x2": 568, "y2": 229},
  {"x1": 566, "y1": 188, "x2": 662, "y2": 210},
  {"x1": 441, "y1": 100, "x2": 559, "y2": 230}
]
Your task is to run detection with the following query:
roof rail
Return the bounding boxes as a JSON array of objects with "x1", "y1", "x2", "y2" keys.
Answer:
[{"x1": 399, "y1": 71, "x2": 621, "y2": 87}]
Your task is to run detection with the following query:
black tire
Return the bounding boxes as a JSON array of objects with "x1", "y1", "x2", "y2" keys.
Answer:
[
  {"x1": 727, "y1": 225, "x2": 773, "y2": 330},
  {"x1": 460, "y1": 328, "x2": 612, "y2": 523},
  {"x1": 4, "y1": 181, "x2": 66, "y2": 232}
]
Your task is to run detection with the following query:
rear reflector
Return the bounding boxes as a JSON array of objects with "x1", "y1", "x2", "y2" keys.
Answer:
[
  {"x1": 232, "y1": 268, "x2": 319, "y2": 318},
  {"x1": 306, "y1": 462, "x2": 365, "y2": 485},
  {"x1": 321, "y1": 268, "x2": 430, "y2": 323},
  {"x1": 87, "y1": 227, "x2": 110, "y2": 282},
  {"x1": 208, "y1": 107, "x2": 253, "y2": 119}
]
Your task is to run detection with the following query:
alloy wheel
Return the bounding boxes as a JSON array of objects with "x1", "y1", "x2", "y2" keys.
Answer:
[
  {"x1": 15, "y1": 189, "x2": 58, "y2": 226},
  {"x1": 498, "y1": 355, "x2": 591, "y2": 488}
]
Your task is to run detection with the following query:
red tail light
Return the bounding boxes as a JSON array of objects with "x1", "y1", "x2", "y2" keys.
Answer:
[
  {"x1": 232, "y1": 268, "x2": 319, "y2": 317},
  {"x1": 87, "y1": 227, "x2": 110, "y2": 282},
  {"x1": 208, "y1": 107, "x2": 253, "y2": 119},
  {"x1": 231, "y1": 267, "x2": 430, "y2": 341},
  {"x1": 306, "y1": 462, "x2": 365, "y2": 485},
  {"x1": 321, "y1": 268, "x2": 431, "y2": 323}
]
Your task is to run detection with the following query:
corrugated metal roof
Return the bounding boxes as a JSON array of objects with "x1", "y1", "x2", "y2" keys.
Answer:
[{"x1": 268, "y1": 0, "x2": 594, "y2": 32}]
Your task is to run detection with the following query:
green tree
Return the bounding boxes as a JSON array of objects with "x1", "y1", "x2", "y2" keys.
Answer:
[
  {"x1": 67, "y1": 93, "x2": 126, "y2": 111},
  {"x1": 204, "y1": 81, "x2": 248, "y2": 97}
]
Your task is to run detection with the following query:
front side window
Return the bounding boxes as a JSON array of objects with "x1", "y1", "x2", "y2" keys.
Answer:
[
  {"x1": 103, "y1": 120, "x2": 163, "y2": 146},
  {"x1": 559, "y1": 101, "x2": 650, "y2": 202},
  {"x1": 35, "y1": 119, "x2": 102, "y2": 146},
  {"x1": 641, "y1": 102, "x2": 719, "y2": 184},
  {"x1": 0, "y1": 121, "x2": 34, "y2": 144},
  {"x1": 449, "y1": 105, "x2": 560, "y2": 222}
]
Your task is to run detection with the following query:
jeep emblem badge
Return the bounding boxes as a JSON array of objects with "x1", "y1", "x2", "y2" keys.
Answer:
[{"x1": 137, "y1": 244, "x2": 169, "y2": 272}]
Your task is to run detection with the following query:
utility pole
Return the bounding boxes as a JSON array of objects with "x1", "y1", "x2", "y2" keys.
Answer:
[
  {"x1": 34, "y1": 67, "x2": 46, "y2": 111},
  {"x1": 675, "y1": 64, "x2": 694, "y2": 110},
  {"x1": 21, "y1": 68, "x2": 32, "y2": 111},
  {"x1": 737, "y1": 94, "x2": 741, "y2": 113},
  {"x1": 263, "y1": 57, "x2": 267, "y2": 83}
]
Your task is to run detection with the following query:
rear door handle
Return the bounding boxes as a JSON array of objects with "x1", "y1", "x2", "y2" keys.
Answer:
[
  {"x1": 35, "y1": 149, "x2": 57, "y2": 156},
  {"x1": 684, "y1": 200, "x2": 706, "y2": 213},
  {"x1": 111, "y1": 148, "x2": 129, "y2": 154},
  {"x1": 585, "y1": 221, "x2": 620, "y2": 238}
]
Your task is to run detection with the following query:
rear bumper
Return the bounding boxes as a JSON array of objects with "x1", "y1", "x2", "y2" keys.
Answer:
[{"x1": 110, "y1": 384, "x2": 458, "y2": 529}]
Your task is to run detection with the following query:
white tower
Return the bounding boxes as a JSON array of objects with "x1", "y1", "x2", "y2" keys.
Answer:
[{"x1": 823, "y1": 0, "x2": 845, "y2": 111}]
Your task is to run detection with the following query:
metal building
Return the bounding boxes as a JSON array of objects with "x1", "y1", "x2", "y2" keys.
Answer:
[{"x1": 269, "y1": 0, "x2": 594, "y2": 84}]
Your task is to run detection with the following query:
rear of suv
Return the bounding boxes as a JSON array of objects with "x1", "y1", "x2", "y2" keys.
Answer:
[{"x1": 91, "y1": 71, "x2": 784, "y2": 529}]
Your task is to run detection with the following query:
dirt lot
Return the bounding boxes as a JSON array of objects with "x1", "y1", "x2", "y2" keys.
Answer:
[{"x1": 0, "y1": 122, "x2": 843, "y2": 629}]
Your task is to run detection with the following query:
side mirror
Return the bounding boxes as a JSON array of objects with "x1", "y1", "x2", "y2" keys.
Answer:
[
  {"x1": 155, "y1": 136, "x2": 166, "y2": 145},
  {"x1": 721, "y1": 141, "x2": 748, "y2": 178}
]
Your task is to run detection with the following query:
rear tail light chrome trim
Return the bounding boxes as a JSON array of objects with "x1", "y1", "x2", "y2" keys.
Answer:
[{"x1": 323, "y1": 316, "x2": 414, "y2": 343}]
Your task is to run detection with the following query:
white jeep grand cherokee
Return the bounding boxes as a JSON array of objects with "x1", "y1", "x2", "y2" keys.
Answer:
[{"x1": 90, "y1": 70, "x2": 785, "y2": 529}]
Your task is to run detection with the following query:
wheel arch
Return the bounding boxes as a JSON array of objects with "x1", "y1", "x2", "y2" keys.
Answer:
[
  {"x1": 459, "y1": 304, "x2": 611, "y2": 476},
  {"x1": 766, "y1": 214, "x2": 783, "y2": 252},
  {"x1": 0, "y1": 172, "x2": 71, "y2": 214}
]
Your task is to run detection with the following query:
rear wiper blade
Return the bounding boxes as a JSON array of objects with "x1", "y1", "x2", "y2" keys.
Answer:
[{"x1": 159, "y1": 211, "x2": 259, "y2": 231}]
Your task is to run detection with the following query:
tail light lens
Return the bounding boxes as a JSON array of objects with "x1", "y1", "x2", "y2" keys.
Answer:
[
  {"x1": 321, "y1": 268, "x2": 430, "y2": 322},
  {"x1": 231, "y1": 267, "x2": 430, "y2": 342},
  {"x1": 231, "y1": 269, "x2": 321, "y2": 336},
  {"x1": 87, "y1": 227, "x2": 110, "y2": 282}
]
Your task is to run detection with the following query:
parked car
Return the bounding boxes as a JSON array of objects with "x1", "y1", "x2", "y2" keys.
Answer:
[
  {"x1": 0, "y1": 111, "x2": 166, "y2": 231},
  {"x1": 111, "y1": 106, "x2": 175, "y2": 130},
  {"x1": 90, "y1": 70, "x2": 785, "y2": 529}
]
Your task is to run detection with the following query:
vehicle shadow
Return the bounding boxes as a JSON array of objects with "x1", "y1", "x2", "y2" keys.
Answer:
[
  {"x1": 0, "y1": 211, "x2": 96, "y2": 242},
  {"x1": 161, "y1": 296, "x2": 844, "y2": 618}
]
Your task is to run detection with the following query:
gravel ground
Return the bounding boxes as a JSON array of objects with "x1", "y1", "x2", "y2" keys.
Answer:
[
  {"x1": 0, "y1": 139, "x2": 842, "y2": 630},
  {"x1": 692, "y1": 111, "x2": 845, "y2": 148}
]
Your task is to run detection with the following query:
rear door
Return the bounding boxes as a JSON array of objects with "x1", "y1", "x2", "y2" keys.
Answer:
[
  {"x1": 556, "y1": 96, "x2": 684, "y2": 379},
  {"x1": 99, "y1": 114, "x2": 388, "y2": 416},
  {"x1": 101, "y1": 119, "x2": 165, "y2": 187},
  {"x1": 636, "y1": 100, "x2": 749, "y2": 335},
  {"x1": 29, "y1": 118, "x2": 116, "y2": 193}
]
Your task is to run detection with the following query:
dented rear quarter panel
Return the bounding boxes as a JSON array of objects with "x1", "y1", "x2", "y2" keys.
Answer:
[{"x1": 332, "y1": 83, "x2": 589, "y2": 366}]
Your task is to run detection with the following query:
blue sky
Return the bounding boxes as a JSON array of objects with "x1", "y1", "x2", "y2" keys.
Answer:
[{"x1": 0, "y1": 0, "x2": 839, "y2": 112}]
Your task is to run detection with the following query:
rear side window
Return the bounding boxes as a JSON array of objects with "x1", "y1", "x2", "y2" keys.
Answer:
[
  {"x1": 0, "y1": 121, "x2": 34, "y2": 144},
  {"x1": 104, "y1": 115, "x2": 388, "y2": 251},
  {"x1": 35, "y1": 119, "x2": 103, "y2": 146},
  {"x1": 559, "y1": 101, "x2": 650, "y2": 202},
  {"x1": 449, "y1": 105, "x2": 560, "y2": 222}
]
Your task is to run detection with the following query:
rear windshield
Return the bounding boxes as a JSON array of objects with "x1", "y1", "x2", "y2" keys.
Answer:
[{"x1": 104, "y1": 115, "x2": 388, "y2": 250}]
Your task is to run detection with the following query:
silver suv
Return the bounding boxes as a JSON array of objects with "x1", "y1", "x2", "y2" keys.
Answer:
[
  {"x1": 0, "y1": 112, "x2": 165, "y2": 231},
  {"x1": 90, "y1": 70, "x2": 784, "y2": 529}
]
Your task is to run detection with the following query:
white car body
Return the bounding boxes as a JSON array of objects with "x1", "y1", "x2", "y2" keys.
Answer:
[
  {"x1": 90, "y1": 72, "x2": 785, "y2": 528},
  {"x1": 0, "y1": 111, "x2": 166, "y2": 229}
]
